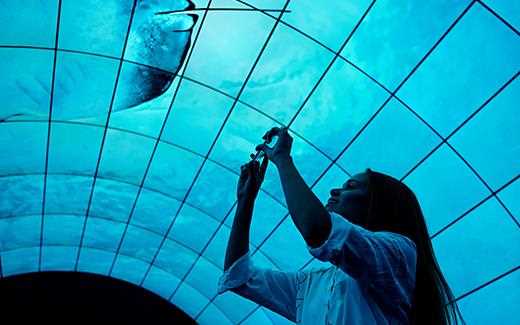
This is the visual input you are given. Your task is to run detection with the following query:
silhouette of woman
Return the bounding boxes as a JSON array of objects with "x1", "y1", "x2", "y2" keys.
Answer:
[{"x1": 218, "y1": 126, "x2": 465, "y2": 324}]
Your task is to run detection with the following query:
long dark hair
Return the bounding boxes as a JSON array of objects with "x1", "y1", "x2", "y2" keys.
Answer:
[{"x1": 362, "y1": 168, "x2": 464, "y2": 325}]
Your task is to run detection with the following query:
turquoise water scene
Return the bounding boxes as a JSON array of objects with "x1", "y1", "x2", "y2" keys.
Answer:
[{"x1": 0, "y1": 0, "x2": 518, "y2": 323}]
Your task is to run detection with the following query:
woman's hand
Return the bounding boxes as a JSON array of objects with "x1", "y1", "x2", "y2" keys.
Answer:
[
  {"x1": 237, "y1": 156, "x2": 269, "y2": 201},
  {"x1": 255, "y1": 126, "x2": 293, "y2": 166}
]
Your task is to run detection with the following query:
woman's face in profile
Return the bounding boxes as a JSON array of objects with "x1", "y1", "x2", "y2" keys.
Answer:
[{"x1": 326, "y1": 172, "x2": 369, "y2": 225}]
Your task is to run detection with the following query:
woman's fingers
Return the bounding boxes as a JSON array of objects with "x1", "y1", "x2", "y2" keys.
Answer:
[
  {"x1": 262, "y1": 126, "x2": 283, "y2": 142},
  {"x1": 255, "y1": 143, "x2": 272, "y2": 154},
  {"x1": 259, "y1": 155, "x2": 268, "y2": 179}
]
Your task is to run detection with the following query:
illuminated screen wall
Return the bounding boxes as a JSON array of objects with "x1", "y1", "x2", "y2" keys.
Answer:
[{"x1": 0, "y1": 0, "x2": 518, "y2": 324}]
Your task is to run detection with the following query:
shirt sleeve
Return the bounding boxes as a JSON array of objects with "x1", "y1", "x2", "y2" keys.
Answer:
[
  {"x1": 307, "y1": 212, "x2": 417, "y2": 309},
  {"x1": 217, "y1": 251, "x2": 306, "y2": 322}
]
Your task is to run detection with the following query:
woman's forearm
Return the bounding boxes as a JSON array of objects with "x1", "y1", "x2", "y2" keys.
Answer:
[
  {"x1": 224, "y1": 197, "x2": 254, "y2": 271},
  {"x1": 276, "y1": 156, "x2": 331, "y2": 247}
]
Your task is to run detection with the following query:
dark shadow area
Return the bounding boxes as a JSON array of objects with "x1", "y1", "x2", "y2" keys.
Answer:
[{"x1": 0, "y1": 271, "x2": 197, "y2": 324}]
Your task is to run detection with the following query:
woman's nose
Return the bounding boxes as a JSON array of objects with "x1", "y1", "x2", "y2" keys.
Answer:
[{"x1": 330, "y1": 188, "x2": 340, "y2": 196}]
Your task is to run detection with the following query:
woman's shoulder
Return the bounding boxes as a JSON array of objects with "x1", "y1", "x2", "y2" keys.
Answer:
[{"x1": 377, "y1": 231, "x2": 417, "y2": 255}]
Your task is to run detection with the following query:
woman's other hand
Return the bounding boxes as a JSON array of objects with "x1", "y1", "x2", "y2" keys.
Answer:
[
  {"x1": 237, "y1": 156, "x2": 269, "y2": 201},
  {"x1": 255, "y1": 126, "x2": 293, "y2": 166}
]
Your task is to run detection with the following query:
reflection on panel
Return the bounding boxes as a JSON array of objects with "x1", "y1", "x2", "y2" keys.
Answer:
[
  {"x1": 171, "y1": 281, "x2": 210, "y2": 318},
  {"x1": 186, "y1": 160, "x2": 237, "y2": 219},
  {"x1": 343, "y1": 0, "x2": 470, "y2": 89},
  {"x1": 41, "y1": 246, "x2": 77, "y2": 271},
  {"x1": 119, "y1": 225, "x2": 163, "y2": 262},
  {"x1": 291, "y1": 58, "x2": 388, "y2": 158},
  {"x1": 82, "y1": 217, "x2": 126, "y2": 252},
  {"x1": 184, "y1": 0, "x2": 274, "y2": 96},
  {"x1": 450, "y1": 77, "x2": 519, "y2": 190},
  {"x1": 98, "y1": 128, "x2": 156, "y2": 184},
  {"x1": 284, "y1": 0, "x2": 372, "y2": 51},
  {"x1": 44, "y1": 175, "x2": 93, "y2": 215},
  {"x1": 0, "y1": 48, "x2": 53, "y2": 120},
  {"x1": 154, "y1": 238, "x2": 198, "y2": 278},
  {"x1": 144, "y1": 141, "x2": 203, "y2": 198},
  {"x1": 168, "y1": 205, "x2": 219, "y2": 254},
  {"x1": 201, "y1": 223, "x2": 231, "y2": 270},
  {"x1": 185, "y1": 257, "x2": 221, "y2": 299},
  {"x1": 58, "y1": 0, "x2": 132, "y2": 56},
  {"x1": 259, "y1": 217, "x2": 310, "y2": 271},
  {"x1": 77, "y1": 247, "x2": 115, "y2": 275},
  {"x1": 1, "y1": 247, "x2": 39, "y2": 277},
  {"x1": 458, "y1": 269, "x2": 520, "y2": 325},
  {"x1": 0, "y1": 122, "x2": 47, "y2": 174},
  {"x1": 398, "y1": 3, "x2": 520, "y2": 136},
  {"x1": 497, "y1": 179, "x2": 519, "y2": 221},
  {"x1": 0, "y1": 216, "x2": 40, "y2": 251},
  {"x1": 433, "y1": 197, "x2": 520, "y2": 296},
  {"x1": 484, "y1": 0, "x2": 520, "y2": 29},
  {"x1": 47, "y1": 122, "x2": 104, "y2": 174},
  {"x1": 0, "y1": 176, "x2": 43, "y2": 218},
  {"x1": 43, "y1": 214, "x2": 84, "y2": 246},
  {"x1": 197, "y1": 302, "x2": 233, "y2": 325},
  {"x1": 288, "y1": 133, "x2": 331, "y2": 194},
  {"x1": 241, "y1": 24, "x2": 333, "y2": 123},
  {"x1": 89, "y1": 178, "x2": 139, "y2": 223},
  {"x1": 404, "y1": 145, "x2": 489, "y2": 235},
  {"x1": 248, "y1": 191, "x2": 287, "y2": 247},
  {"x1": 0, "y1": 0, "x2": 58, "y2": 46},
  {"x1": 338, "y1": 99, "x2": 439, "y2": 178},
  {"x1": 111, "y1": 254, "x2": 149, "y2": 285},
  {"x1": 214, "y1": 289, "x2": 259, "y2": 324},
  {"x1": 162, "y1": 78, "x2": 233, "y2": 155},
  {"x1": 131, "y1": 188, "x2": 182, "y2": 235},
  {"x1": 142, "y1": 266, "x2": 181, "y2": 300},
  {"x1": 52, "y1": 51, "x2": 119, "y2": 121}
]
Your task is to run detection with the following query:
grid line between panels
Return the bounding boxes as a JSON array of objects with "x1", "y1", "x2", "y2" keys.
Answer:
[
  {"x1": 39, "y1": 0, "x2": 62, "y2": 271},
  {"x1": 478, "y1": 0, "x2": 520, "y2": 36},
  {"x1": 236, "y1": 2, "x2": 479, "y2": 323},
  {"x1": 105, "y1": 1, "x2": 214, "y2": 278},
  {"x1": 73, "y1": 0, "x2": 139, "y2": 271},
  {"x1": 430, "y1": 174, "x2": 520, "y2": 240},
  {"x1": 451, "y1": 265, "x2": 520, "y2": 304}
]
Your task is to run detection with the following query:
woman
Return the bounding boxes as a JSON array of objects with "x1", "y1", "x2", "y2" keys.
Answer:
[{"x1": 217, "y1": 127, "x2": 464, "y2": 324}]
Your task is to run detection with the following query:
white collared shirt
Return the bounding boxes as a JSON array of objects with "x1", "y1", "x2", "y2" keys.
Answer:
[{"x1": 217, "y1": 212, "x2": 417, "y2": 324}]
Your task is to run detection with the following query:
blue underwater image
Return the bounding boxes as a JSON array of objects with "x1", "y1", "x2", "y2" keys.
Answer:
[{"x1": 0, "y1": 0, "x2": 519, "y2": 324}]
